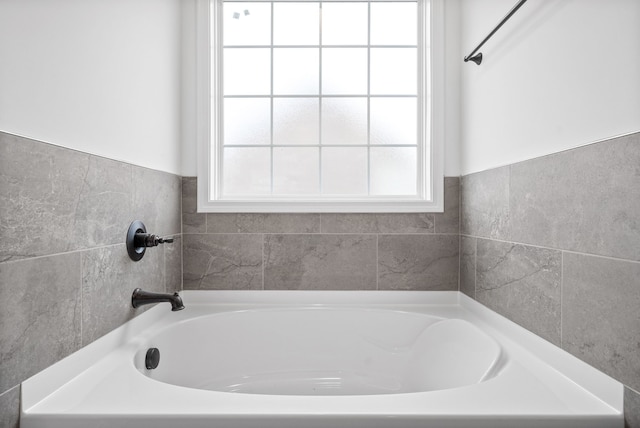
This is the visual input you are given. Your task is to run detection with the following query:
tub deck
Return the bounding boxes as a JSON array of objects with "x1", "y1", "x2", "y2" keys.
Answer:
[{"x1": 20, "y1": 291, "x2": 623, "y2": 428}]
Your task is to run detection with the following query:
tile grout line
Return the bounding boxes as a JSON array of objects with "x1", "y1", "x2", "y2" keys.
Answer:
[
  {"x1": 181, "y1": 232, "x2": 459, "y2": 236},
  {"x1": 0, "y1": 384, "x2": 20, "y2": 398},
  {"x1": 80, "y1": 248, "x2": 84, "y2": 347},
  {"x1": 0, "y1": 242, "x2": 127, "y2": 266},
  {"x1": 458, "y1": 176, "x2": 462, "y2": 293},
  {"x1": 457, "y1": 235, "x2": 461, "y2": 292},
  {"x1": 560, "y1": 250, "x2": 563, "y2": 348},
  {"x1": 628, "y1": 385, "x2": 640, "y2": 395},
  {"x1": 375, "y1": 233, "x2": 379, "y2": 291},
  {"x1": 180, "y1": 178, "x2": 184, "y2": 292},
  {"x1": 473, "y1": 236, "x2": 477, "y2": 300},
  {"x1": 458, "y1": 233, "x2": 640, "y2": 266}
]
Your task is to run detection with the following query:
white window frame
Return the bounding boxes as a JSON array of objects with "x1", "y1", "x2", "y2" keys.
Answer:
[{"x1": 196, "y1": 0, "x2": 445, "y2": 213}]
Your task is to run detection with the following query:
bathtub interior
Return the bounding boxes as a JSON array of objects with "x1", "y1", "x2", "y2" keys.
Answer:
[
  {"x1": 20, "y1": 291, "x2": 623, "y2": 428},
  {"x1": 136, "y1": 308, "x2": 503, "y2": 396}
]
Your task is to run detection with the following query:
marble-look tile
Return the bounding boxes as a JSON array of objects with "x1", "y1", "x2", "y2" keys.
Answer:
[
  {"x1": 0, "y1": 132, "x2": 134, "y2": 262},
  {"x1": 378, "y1": 235, "x2": 459, "y2": 291},
  {"x1": 626, "y1": 387, "x2": 640, "y2": 428},
  {"x1": 460, "y1": 236, "x2": 476, "y2": 298},
  {"x1": 0, "y1": 254, "x2": 82, "y2": 392},
  {"x1": 476, "y1": 239, "x2": 561, "y2": 345},
  {"x1": 182, "y1": 177, "x2": 206, "y2": 233},
  {"x1": 510, "y1": 132, "x2": 640, "y2": 261},
  {"x1": 0, "y1": 386, "x2": 20, "y2": 428},
  {"x1": 264, "y1": 234, "x2": 377, "y2": 290},
  {"x1": 434, "y1": 177, "x2": 460, "y2": 234},
  {"x1": 133, "y1": 167, "x2": 181, "y2": 236},
  {"x1": 81, "y1": 244, "x2": 165, "y2": 345},
  {"x1": 1, "y1": 132, "x2": 88, "y2": 261},
  {"x1": 460, "y1": 166, "x2": 510, "y2": 240},
  {"x1": 562, "y1": 253, "x2": 640, "y2": 391},
  {"x1": 71, "y1": 155, "x2": 132, "y2": 248},
  {"x1": 165, "y1": 235, "x2": 182, "y2": 293},
  {"x1": 183, "y1": 234, "x2": 263, "y2": 290},
  {"x1": 320, "y1": 213, "x2": 434, "y2": 234},
  {"x1": 208, "y1": 213, "x2": 320, "y2": 233}
]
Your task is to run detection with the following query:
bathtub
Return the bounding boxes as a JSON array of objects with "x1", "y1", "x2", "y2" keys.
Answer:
[{"x1": 21, "y1": 291, "x2": 622, "y2": 428}]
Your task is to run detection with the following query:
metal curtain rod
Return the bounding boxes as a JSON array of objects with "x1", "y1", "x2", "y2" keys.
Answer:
[{"x1": 464, "y1": 0, "x2": 529, "y2": 65}]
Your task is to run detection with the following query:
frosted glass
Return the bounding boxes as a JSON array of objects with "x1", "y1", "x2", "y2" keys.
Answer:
[
  {"x1": 370, "y1": 147, "x2": 417, "y2": 196},
  {"x1": 223, "y1": 3, "x2": 271, "y2": 46},
  {"x1": 273, "y1": 147, "x2": 320, "y2": 194},
  {"x1": 273, "y1": 48, "x2": 319, "y2": 95},
  {"x1": 273, "y1": 98, "x2": 319, "y2": 145},
  {"x1": 321, "y1": 147, "x2": 368, "y2": 195},
  {"x1": 370, "y1": 98, "x2": 417, "y2": 145},
  {"x1": 223, "y1": 48, "x2": 271, "y2": 95},
  {"x1": 322, "y1": 3, "x2": 368, "y2": 45},
  {"x1": 322, "y1": 48, "x2": 367, "y2": 95},
  {"x1": 370, "y1": 2, "x2": 417, "y2": 45},
  {"x1": 223, "y1": 147, "x2": 271, "y2": 195},
  {"x1": 370, "y1": 48, "x2": 417, "y2": 95},
  {"x1": 224, "y1": 98, "x2": 271, "y2": 145},
  {"x1": 321, "y1": 98, "x2": 367, "y2": 145},
  {"x1": 273, "y1": 2, "x2": 319, "y2": 45}
]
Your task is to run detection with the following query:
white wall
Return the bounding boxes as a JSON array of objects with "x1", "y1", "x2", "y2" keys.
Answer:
[
  {"x1": 179, "y1": 0, "x2": 463, "y2": 177},
  {"x1": 443, "y1": 0, "x2": 462, "y2": 177},
  {"x1": 181, "y1": 0, "x2": 199, "y2": 177},
  {"x1": 0, "y1": 0, "x2": 183, "y2": 175},
  {"x1": 460, "y1": 0, "x2": 640, "y2": 175}
]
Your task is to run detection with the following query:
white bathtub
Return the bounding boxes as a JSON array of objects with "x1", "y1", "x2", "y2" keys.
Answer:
[{"x1": 21, "y1": 291, "x2": 623, "y2": 428}]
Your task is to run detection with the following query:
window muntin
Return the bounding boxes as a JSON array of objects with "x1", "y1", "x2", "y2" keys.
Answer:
[{"x1": 198, "y1": 0, "x2": 444, "y2": 212}]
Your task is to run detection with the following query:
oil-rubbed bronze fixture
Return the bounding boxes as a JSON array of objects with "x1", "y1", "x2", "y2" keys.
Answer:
[
  {"x1": 132, "y1": 288, "x2": 184, "y2": 312},
  {"x1": 126, "y1": 220, "x2": 174, "y2": 261},
  {"x1": 464, "y1": 0, "x2": 529, "y2": 65}
]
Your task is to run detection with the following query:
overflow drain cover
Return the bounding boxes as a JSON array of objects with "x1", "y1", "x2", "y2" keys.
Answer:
[{"x1": 145, "y1": 348, "x2": 160, "y2": 370}]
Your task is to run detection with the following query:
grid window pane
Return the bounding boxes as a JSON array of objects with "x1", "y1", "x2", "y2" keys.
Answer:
[
  {"x1": 322, "y1": 3, "x2": 368, "y2": 45},
  {"x1": 273, "y1": 98, "x2": 319, "y2": 145},
  {"x1": 370, "y1": 98, "x2": 417, "y2": 145},
  {"x1": 223, "y1": 2, "x2": 271, "y2": 46},
  {"x1": 219, "y1": 0, "x2": 424, "y2": 201},
  {"x1": 370, "y1": 48, "x2": 417, "y2": 95},
  {"x1": 370, "y1": 2, "x2": 417, "y2": 45},
  {"x1": 223, "y1": 48, "x2": 271, "y2": 95},
  {"x1": 273, "y1": 147, "x2": 320, "y2": 194},
  {"x1": 370, "y1": 147, "x2": 417, "y2": 196},
  {"x1": 273, "y1": 2, "x2": 319, "y2": 45},
  {"x1": 322, "y1": 48, "x2": 368, "y2": 95},
  {"x1": 273, "y1": 48, "x2": 319, "y2": 95},
  {"x1": 224, "y1": 98, "x2": 271, "y2": 145},
  {"x1": 223, "y1": 147, "x2": 271, "y2": 195},
  {"x1": 321, "y1": 98, "x2": 367, "y2": 145},
  {"x1": 322, "y1": 147, "x2": 368, "y2": 195}
]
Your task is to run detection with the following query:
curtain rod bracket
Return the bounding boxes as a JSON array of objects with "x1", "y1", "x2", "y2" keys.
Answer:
[{"x1": 464, "y1": 53, "x2": 483, "y2": 65}]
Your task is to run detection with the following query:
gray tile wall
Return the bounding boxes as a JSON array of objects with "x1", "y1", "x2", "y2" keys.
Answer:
[
  {"x1": 0, "y1": 386, "x2": 19, "y2": 428},
  {"x1": 460, "y1": 131, "x2": 640, "y2": 427},
  {"x1": 181, "y1": 177, "x2": 460, "y2": 292},
  {"x1": 5, "y1": 126, "x2": 635, "y2": 425},
  {"x1": 0, "y1": 132, "x2": 182, "y2": 424}
]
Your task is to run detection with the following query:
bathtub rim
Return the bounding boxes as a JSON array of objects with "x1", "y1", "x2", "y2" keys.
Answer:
[{"x1": 20, "y1": 290, "x2": 623, "y2": 418}]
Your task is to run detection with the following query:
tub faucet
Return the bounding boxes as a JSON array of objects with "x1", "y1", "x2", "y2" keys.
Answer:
[{"x1": 132, "y1": 288, "x2": 185, "y2": 311}]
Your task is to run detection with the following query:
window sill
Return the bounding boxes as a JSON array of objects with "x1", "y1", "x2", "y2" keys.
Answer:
[{"x1": 196, "y1": 193, "x2": 444, "y2": 213}]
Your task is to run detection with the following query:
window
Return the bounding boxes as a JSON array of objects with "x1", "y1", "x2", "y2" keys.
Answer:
[{"x1": 197, "y1": 0, "x2": 444, "y2": 212}]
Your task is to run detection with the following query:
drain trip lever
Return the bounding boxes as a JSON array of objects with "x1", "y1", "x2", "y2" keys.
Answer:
[{"x1": 126, "y1": 220, "x2": 173, "y2": 261}]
